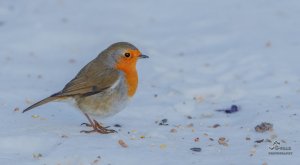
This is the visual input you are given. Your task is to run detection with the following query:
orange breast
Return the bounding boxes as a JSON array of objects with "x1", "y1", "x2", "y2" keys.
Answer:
[
  {"x1": 116, "y1": 58, "x2": 138, "y2": 97},
  {"x1": 123, "y1": 69, "x2": 138, "y2": 97}
]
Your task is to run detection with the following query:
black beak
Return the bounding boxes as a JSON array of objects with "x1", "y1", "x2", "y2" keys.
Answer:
[{"x1": 139, "y1": 54, "x2": 149, "y2": 59}]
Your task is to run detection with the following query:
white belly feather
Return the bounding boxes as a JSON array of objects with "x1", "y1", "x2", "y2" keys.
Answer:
[{"x1": 75, "y1": 76, "x2": 130, "y2": 119}]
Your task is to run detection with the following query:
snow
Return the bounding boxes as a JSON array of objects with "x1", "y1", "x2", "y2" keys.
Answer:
[{"x1": 0, "y1": 0, "x2": 299, "y2": 164}]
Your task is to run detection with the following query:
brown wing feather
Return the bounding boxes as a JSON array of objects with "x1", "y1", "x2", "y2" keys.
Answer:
[
  {"x1": 23, "y1": 58, "x2": 119, "y2": 113},
  {"x1": 54, "y1": 61, "x2": 120, "y2": 97}
]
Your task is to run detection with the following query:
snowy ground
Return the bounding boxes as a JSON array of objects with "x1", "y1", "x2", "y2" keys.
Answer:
[{"x1": 1, "y1": 0, "x2": 300, "y2": 164}]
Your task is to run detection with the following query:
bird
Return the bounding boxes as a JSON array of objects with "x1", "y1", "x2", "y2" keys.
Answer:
[{"x1": 23, "y1": 42, "x2": 149, "y2": 134}]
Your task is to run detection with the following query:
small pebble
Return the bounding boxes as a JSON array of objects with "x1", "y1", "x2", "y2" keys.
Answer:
[
  {"x1": 114, "y1": 124, "x2": 122, "y2": 127},
  {"x1": 33, "y1": 153, "x2": 43, "y2": 159},
  {"x1": 61, "y1": 134, "x2": 69, "y2": 138},
  {"x1": 212, "y1": 124, "x2": 220, "y2": 128},
  {"x1": 255, "y1": 139, "x2": 264, "y2": 143},
  {"x1": 158, "y1": 119, "x2": 168, "y2": 126},
  {"x1": 161, "y1": 119, "x2": 167, "y2": 123},
  {"x1": 190, "y1": 147, "x2": 202, "y2": 152}
]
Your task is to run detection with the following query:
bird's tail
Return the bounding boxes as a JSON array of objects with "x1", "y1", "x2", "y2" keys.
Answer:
[{"x1": 23, "y1": 96, "x2": 59, "y2": 113}]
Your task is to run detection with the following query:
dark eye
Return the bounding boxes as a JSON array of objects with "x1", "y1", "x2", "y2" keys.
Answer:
[{"x1": 124, "y1": 53, "x2": 131, "y2": 58}]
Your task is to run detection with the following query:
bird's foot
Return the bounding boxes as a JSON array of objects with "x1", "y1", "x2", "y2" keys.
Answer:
[
  {"x1": 80, "y1": 120, "x2": 117, "y2": 134},
  {"x1": 80, "y1": 114, "x2": 117, "y2": 134}
]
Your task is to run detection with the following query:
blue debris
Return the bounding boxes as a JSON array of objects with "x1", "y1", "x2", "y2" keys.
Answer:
[{"x1": 216, "y1": 105, "x2": 239, "y2": 114}]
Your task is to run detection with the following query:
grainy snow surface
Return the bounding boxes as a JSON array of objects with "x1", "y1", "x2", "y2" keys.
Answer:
[{"x1": 0, "y1": 0, "x2": 299, "y2": 165}]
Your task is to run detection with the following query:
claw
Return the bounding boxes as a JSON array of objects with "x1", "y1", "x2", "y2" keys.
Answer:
[
  {"x1": 81, "y1": 123, "x2": 92, "y2": 127},
  {"x1": 80, "y1": 130, "x2": 96, "y2": 133}
]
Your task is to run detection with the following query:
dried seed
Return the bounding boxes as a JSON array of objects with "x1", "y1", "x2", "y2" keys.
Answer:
[
  {"x1": 186, "y1": 123, "x2": 194, "y2": 128},
  {"x1": 14, "y1": 107, "x2": 20, "y2": 112},
  {"x1": 218, "y1": 137, "x2": 228, "y2": 146},
  {"x1": 193, "y1": 96, "x2": 204, "y2": 103},
  {"x1": 170, "y1": 128, "x2": 177, "y2": 133},
  {"x1": 118, "y1": 140, "x2": 128, "y2": 148},
  {"x1": 31, "y1": 115, "x2": 39, "y2": 118},
  {"x1": 255, "y1": 122, "x2": 273, "y2": 133},
  {"x1": 160, "y1": 144, "x2": 167, "y2": 149}
]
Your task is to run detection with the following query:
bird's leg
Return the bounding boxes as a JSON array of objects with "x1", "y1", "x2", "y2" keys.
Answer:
[
  {"x1": 80, "y1": 113, "x2": 97, "y2": 133},
  {"x1": 80, "y1": 113, "x2": 116, "y2": 134}
]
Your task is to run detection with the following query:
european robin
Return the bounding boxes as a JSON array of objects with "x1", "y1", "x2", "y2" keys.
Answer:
[{"x1": 23, "y1": 42, "x2": 148, "y2": 134}]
